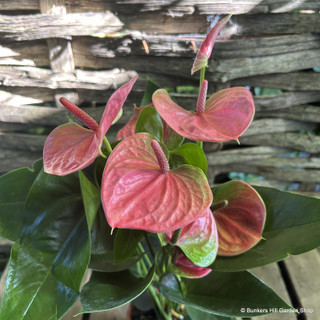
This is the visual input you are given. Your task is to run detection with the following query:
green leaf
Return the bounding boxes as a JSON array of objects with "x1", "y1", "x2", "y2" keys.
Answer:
[
  {"x1": 141, "y1": 77, "x2": 160, "y2": 106},
  {"x1": 79, "y1": 171, "x2": 101, "y2": 231},
  {"x1": 186, "y1": 305, "x2": 236, "y2": 320},
  {"x1": 135, "y1": 106, "x2": 163, "y2": 142},
  {"x1": 159, "y1": 271, "x2": 292, "y2": 317},
  {"x1": 162, "y1": 125, "x2": 184, "y2": 151},
  {"x1": 0, "y1": 169, "x2": 90, "y2": 320},
  {"x1": 114, "y1": 229, "x2": 144, "y2": 264},
  {"x1": 170, "y1": 143, "x2": 208, "y2": 173},
  {"x1": 89, "y1": 210, "x2": 140, "y2": 272},
  {"x1": 212, "y1": 186, "x2": 320, "y2": 271},
  {"x1": 80, "y1": 267, "x2": 155, "y2": 313},
  {"x1": 0, "y1": 159, "x2": 42, "y2": 241}
]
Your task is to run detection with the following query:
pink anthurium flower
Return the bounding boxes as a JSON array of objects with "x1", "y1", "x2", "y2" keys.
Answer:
[
  {"x1": 152, "y1": 81, "x2": 255, "y2": 142},
  {"x1": 170, "y1": 248, "x2": 212, "y2": 278},
  {"x1": 164, "y1": 208, "x2": 218, "y2": 267},
  {"x1": 101, "y1": 133, "x2": 212, "y2": 233},
  {"x1": 43, "y1": 76, "x2": 138, "y2": 175},
  {"x1": 191, "y1": 14, "x2": 231, "y2": 75},
  {"x1": 212, "y1": 180, "x2": 266, "y2": 256}
]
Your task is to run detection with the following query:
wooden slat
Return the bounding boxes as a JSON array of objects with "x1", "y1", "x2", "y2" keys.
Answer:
[
  {"x1": 285, "y1": 250, "x2": 320, "y2": 320},
  {"x1": 211, "y1": 49, "x2": 320, "y2": 82},
  {"x1": 242, "y1": 119, "x2": 317, "y2": 137},
  {"x1": 2, "y1": 33, "x2": 319, "y2": 64},
  {"x1": 257, "y1": 105, "x2": 320, "y2": 123},
  {"x1": 214, "y1": 163, "x2": 320, "y2": 183},
  {"x1": 1, "y1": 12, "x2": 319, "y2": 42},
  {"x1": 0, "y1": 12, "x2": 123, "y2": 41},
  {"x1": 0, "y1": 66, "x2": 137, "y2": 90},
  {"x1": 232, "y1": 71, "x2": 320, "y2": 91},
  {"x1": 238, "y1": 132, "x2": 320, "y2": 154},
  {"x1": 206, "y1": 147, "x2": 291, "y2": 166},
  {"x1": 251, "y1": 264, "x2": 296, "y2": 320},
  {"x1": 2, "y1": 0, "x2": 320, "y2": 15}
]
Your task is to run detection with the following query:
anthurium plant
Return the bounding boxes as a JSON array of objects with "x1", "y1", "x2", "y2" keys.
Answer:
[{"x1": 0, "y1": 16, "x2": 320, "y2": 320}]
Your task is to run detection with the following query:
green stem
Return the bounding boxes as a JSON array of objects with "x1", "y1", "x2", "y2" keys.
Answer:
[
  {"x1": 99, "y1": 148, "x2": 107, "y2": 159},
  {"x1": 137, "y1": 244, "x2": 171, "y2": 320},
  {"x1": 200, "y1": 66, "x2": 206, "y2": 86},
  {"x1": 138, "y1": 242, "x2": 153, "y2": 269},
  {"x1": 103, "y1": 136, "x2": 113, "y2": 154},
  {"x1": 144, "y1": 232, "x2": 155, "y2": 259}
]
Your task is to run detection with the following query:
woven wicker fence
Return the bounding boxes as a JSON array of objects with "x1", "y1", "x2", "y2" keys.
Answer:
[{"x1": 1, "y1": 0, "x2": 320, "y2": 194}]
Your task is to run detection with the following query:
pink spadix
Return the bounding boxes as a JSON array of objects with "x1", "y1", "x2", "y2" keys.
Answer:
[{"x1": 151, "y1": 140, "x2": 169, "y2": 174}]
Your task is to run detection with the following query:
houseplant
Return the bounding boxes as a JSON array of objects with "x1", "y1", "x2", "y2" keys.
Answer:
[{"x1": 0, "y1": 15, "x2": 319, "y2": 320}]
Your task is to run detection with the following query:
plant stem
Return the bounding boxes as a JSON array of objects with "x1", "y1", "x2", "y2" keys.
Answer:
[
  {"x1": 144, "y1": 232, "x2": 155, "y2": 259},
  {"x1": 137, "y1": 244, "x2": 171, "y2": 320},
  {"x1": 200, "y1": 66, "x2": 206, "y2": 86},
  {"x1": 103, "y1": 136, "x2": 113, "y2": 154}
]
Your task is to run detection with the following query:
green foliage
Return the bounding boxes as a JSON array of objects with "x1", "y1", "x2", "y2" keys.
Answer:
[
  {"x1": 170, "y1": 143, "x2": 208, "y2": 173},
  {"x1": 0, "y1": 159, "x2": 42, "y2": 241},
  {"x1": 141, "y1": 77, "x2": 160, "y2": 106},
  {"x1": 114, "y1": 229, "x2": 144, "y2": 264},
  {"x1": 135, "y1": 106, "x2": 163, "y2": 141},
  {"x1": 80, "y1": 267, "x2": 155, "y2": 313},
  {"x1": 0, "y1": 168, "x2": 90, "y2": 320},
  {"x1": 159, "y1": 271, "x2": 292, "y2": 317}
]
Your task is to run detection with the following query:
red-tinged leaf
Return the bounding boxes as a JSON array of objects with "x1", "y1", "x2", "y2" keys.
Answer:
[
  {"x1": 170, "y1": 248, "x2": 212, "y2": 278},
  {"x1": 101, "y1": 133, "x2": 212, "y2": 233},
  {"x1": 100, "y1": 75, "x2": 138, "y2": 136},
  {"x1": 191, "y1": 15, "x2": 231, "y2": 75},
  {"x1": 43, "y1": 76, "x2": 137, "y2": 176},
  {"x1": 43, "y1": 123, "x2": 100, "y2": 176},
  {"x1": 164, "y1": 208, "x2": 218, "y2": 267},
  {"x1": 116, "y1": 105, "x2": 147, "y2": 140},
  {"x1": 212, "y1": 180, "x2": 266, "y2": 256},
  {"x1": 153, "y1": 87, "x2": 254, "y2": 142}
]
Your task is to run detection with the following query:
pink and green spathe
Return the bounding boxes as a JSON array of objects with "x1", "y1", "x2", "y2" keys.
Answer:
[{"x1": 43, "y1": 76, "x2": 137, "y2": 175}]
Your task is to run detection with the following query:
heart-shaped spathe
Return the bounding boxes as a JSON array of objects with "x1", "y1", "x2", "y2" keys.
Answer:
[
  {"x1": 43, "y1": 76, "x2": 138, "y2": 175},
  {"x1": 212, "y1": 180, "x2": 266, "y2": 256},
  {"x1": 152, "y1": 86, "x2": 255, "y2": 143},
  {"x1": 101, "y1": 133, "x2": 212, "y2": 233}
]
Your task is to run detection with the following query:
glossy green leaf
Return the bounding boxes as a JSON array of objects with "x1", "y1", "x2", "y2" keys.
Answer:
[
  {"x1": 80, "y1": 267, "x2": 155, "y2": 313},
  {"x1": 0, "y1": 159, "x2": 42, "y2": 241},
  {"x1": 0, "y1": 169, "x2": 90, "y2": 320},
  {"x1": 170, "y1": 143, "x2": 208, "y2": 173},
  {"x1": 135, "y1": 106, "x2": 163, "y2": 142},
  {"x1": 186, "y1": 305, "x2": 236, "y2": 320},
  {"x1": 159, "y1": 271, "x2": 292, "y2": 317},
  {"x1": 162, "y1": 124, "x2": 184, "y2": 151},
  {"x1": 141, "y1": 77, "x2": 160, "y2": 106},
  {"x1": 89, "y1": 209, "x2": 139, "y2": 272},
  {"x1": 114, "y1": 229, "x2": 144, "y2": 264},
  {"x1": 212, "y1": 186, "x2": 320, "y2": 271},
  {"x1": 79, "y1": 171, "x2": 101, "y2": 230}
]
